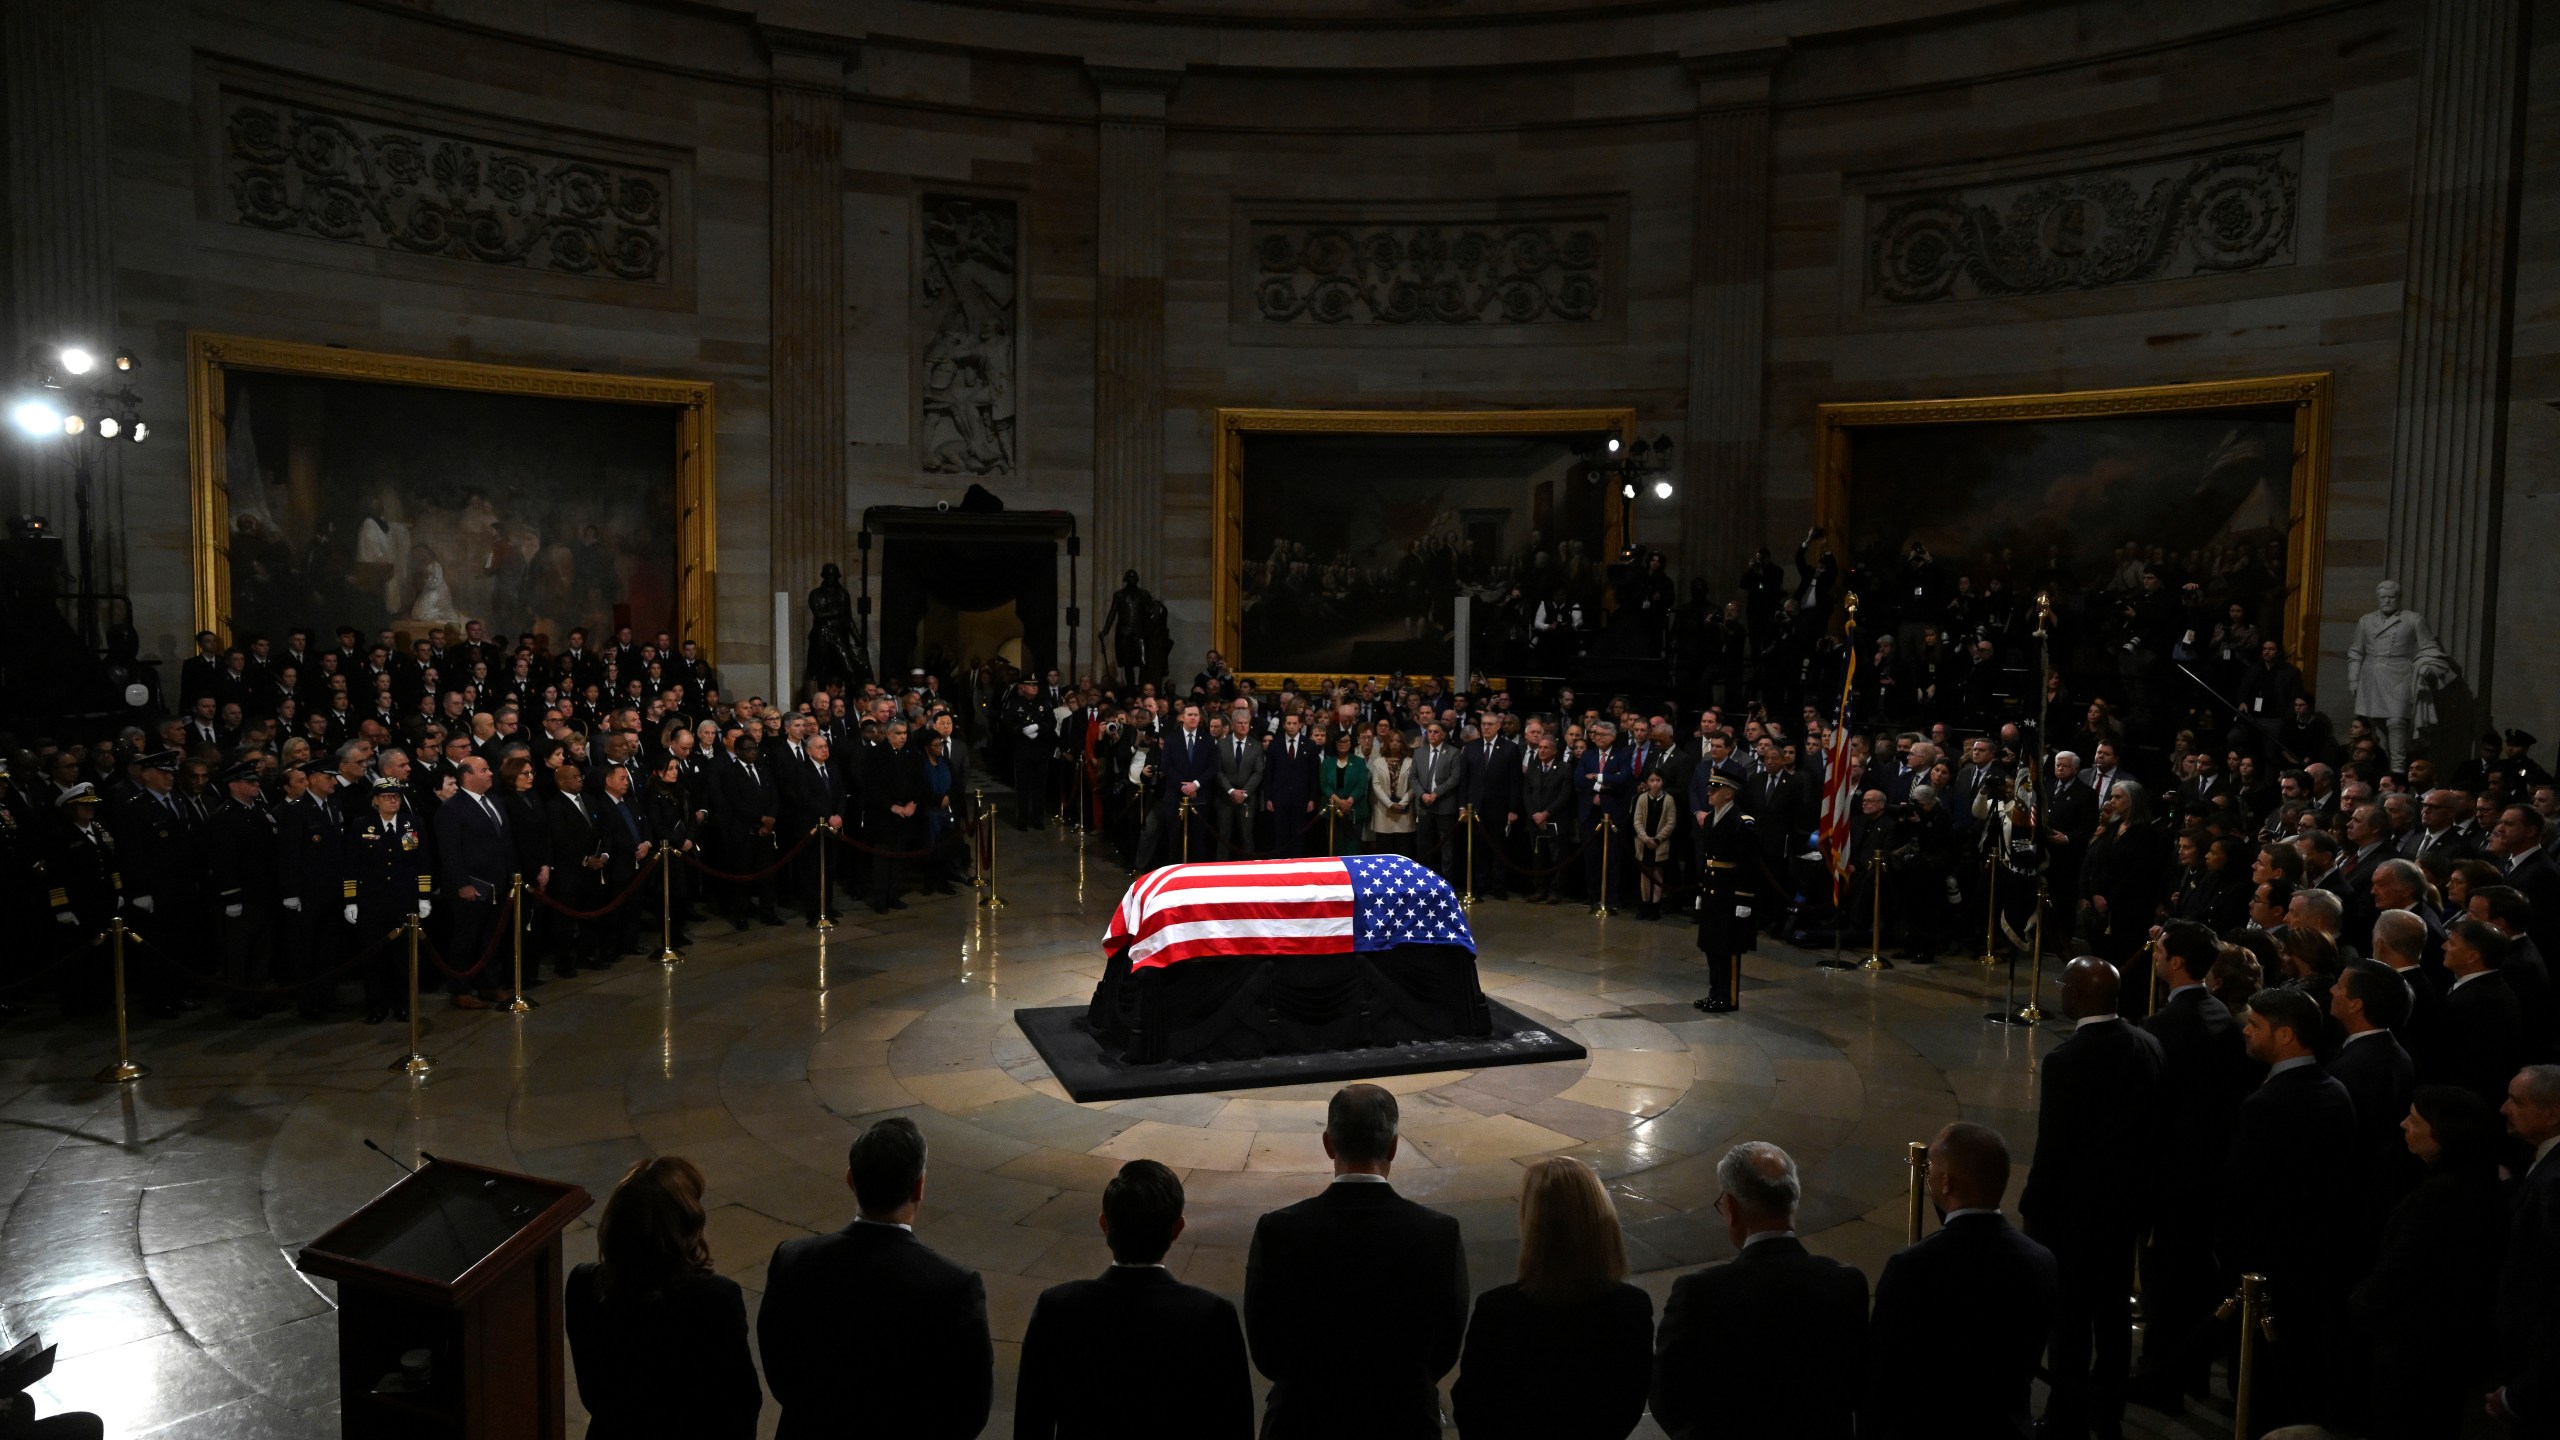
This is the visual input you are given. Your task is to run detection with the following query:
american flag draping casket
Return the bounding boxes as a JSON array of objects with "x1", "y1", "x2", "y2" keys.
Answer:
[
  {"x1": 1088, "y1": 856, "x2": 1491, "y2": 1065},
  {"x1": 1102, "y1": 855, "x2": 1477, "y2": 971}
]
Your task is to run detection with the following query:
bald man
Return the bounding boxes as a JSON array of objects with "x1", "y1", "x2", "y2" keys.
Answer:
[{"x1": 2019, "y1": 958, "x2": 2165, "y2": 1440}]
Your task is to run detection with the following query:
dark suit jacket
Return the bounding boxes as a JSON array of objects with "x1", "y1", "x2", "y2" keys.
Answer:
[
  {"x1": 757, "y1": 1221, "x2": 993, "y2": 1440},
  {"x1": 566, "y1": 1264, "x2": 760, "y2": 1440},
  {"x1": 2348, "y1": 1164, "x2": 2507, "y2": 1385},
  {"x1": 1013, "y1": 1265, "x2": 1250, "y2": 1440},
  {"x1": 1159, "y1": 728, "x2": 1219, "y2": 813},
  {"x1": 2223, "y1": 1063, "x2": 2361, "y2": 1297},
  {"x1": 2430, "y1": 971, "x2": 2525, "y2": 1107},
  {"x1": 2142, "y1": 986, "x2": 2255, "y2": 1215},
  {"x1": 2326, "y1": 1029, "x2": 2418, "y2": 1223},
  {"x1": 2021, "y1": 1017, "x2": 2166, "y2": 1238},
  {"x1": 431, "y1": 789, "x2": 515, "y2": 896},
  {"x1": 1867, "y1": 1213, "x2": 2059, "y2": 1440},
  {"x1": 1461, "y1": 736, "x2": 1522, "y2": 820},
  {"x1": 2500, "y1": 1147, "x2": 2560, "y2": 1421},
  {"x1": 1651, "y1": 1235, "x2": 1867, "y2": 1440},
  {"x1": 1263, "y1": 734, "x2": 1321, "y2": 820},
  {"x1": 1450, "y1": 1281, "x2": 1651, "y2": 1440},
  {"x1": 1244, "y1": 1179, "x2": 1467, "y2": 1440},
  {"x1": 2506, "y1": 848, "x2": 2560, "y2": 957}
]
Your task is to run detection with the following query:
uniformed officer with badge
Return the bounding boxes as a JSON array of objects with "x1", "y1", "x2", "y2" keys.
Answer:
[
  {"x1": 277, "y1": 759, "x2": 346, "y2": 1019},
  {"x1": 346, "y1": 777, "x2": 433, "y2": 1024},
  {"x1": 44, "y1": 783, "x2": 126, "y2": 1014},
  {"x1": 205, "y1": 757, "x2": 282, "y2": 1017},
  {"x1": 1693, "y1": 772, "x2": 1758, "y2": 1014}
]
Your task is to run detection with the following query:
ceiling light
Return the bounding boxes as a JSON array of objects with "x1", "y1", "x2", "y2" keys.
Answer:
[
  {"x1": 59, "y1": 347, "x2": 95, "y2": 376},
  {"x1": 61, "y1": 414, "x2": 85, "y2": 435},
  {"x1": 96, "y1": 417, "x2": 119, "y2": 438},
  {"x1": 11, "y1": 398, "x2": 61, "y2": 437},
  {"x1": 1653, "y1": 480, "x2": 1675, "y2": 500}
]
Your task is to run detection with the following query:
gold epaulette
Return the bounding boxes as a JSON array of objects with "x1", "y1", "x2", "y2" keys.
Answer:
[
  {"x1": 342, "y1": 879, "x2": 358, "y2": 898},
  {"x1": 48, "y1": 887, "x2": 68, "y2": 907},
  {"x1": 417, "y1": 874, "x2": 434, "y2": 893}
]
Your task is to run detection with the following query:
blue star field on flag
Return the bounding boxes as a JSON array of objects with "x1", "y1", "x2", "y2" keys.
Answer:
[{"x1": 1343, "y1": 853, "x2": 1477, "y2": 952}]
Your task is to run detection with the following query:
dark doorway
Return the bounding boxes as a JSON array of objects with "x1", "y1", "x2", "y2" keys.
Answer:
[{"x1": 869, "y1": 508, "x2": 1072, "y2": 684}]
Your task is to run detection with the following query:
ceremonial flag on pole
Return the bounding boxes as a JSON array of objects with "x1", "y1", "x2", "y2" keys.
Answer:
[
  {"x1": 1818, "y1": 602, "x2": 1860, "y2": 902},
  {"x1": 1103, "y1": 854, "x2": 1476, "y2": 971}
]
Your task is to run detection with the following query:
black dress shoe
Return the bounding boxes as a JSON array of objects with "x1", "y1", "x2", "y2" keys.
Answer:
[{"x1": 1693, "y1": 998, "x2": 1737, "y2": 1013}]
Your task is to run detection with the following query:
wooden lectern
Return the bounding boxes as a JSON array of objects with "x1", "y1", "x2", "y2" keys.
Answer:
[{"x1": 296, "y1": 1158, "x2": 591, "y2": 1440}]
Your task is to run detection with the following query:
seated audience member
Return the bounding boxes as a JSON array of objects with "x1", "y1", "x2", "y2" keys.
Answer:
[
  {"x1": 565, "y1": 1156, "x2": 760, "y2": 1440},
  {"x1": 1650, "y1": 1141, "x2": 1867, "y2": 1440},
  {"x1": 1013, "y1": 1160, "x2": 1250, "y2": 1440},
  {"x1": 1450, "y1": 1157, "x2": 1652, "y2": 1440},
  {"x1": 1244, "y1": 1084, "x2": 1467, "y2": 1440},
  {"x1": 757, "y1": 1117, "x2": 993, "y2": 1440},
  {"x1": 2492, "y1": 1064, "x2": 2560, "y2": 1431},
  {"x1": 2349, "y1": 1085, "x2": 2508, "y2": 1440},
  {"x1": 1866, "y1": 1122, "x2": 2058, "y2": 1440}
]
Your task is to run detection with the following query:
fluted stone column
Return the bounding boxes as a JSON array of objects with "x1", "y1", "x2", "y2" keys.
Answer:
[
  {"x1": 1090, "y1": 65, "x2": 1181, "y2": 615},
  {"x1": 1679, "y1": 47, "x2": 1785, "y2": 589},
  {"x1": 763, "y1": 27, "x2": 856, "y2": 667},
  {"x1": 2, "y1": 1, "x2": 118, "y2": 585},
  {"x1": 2385, "y1": 0, "x2": 2528, "y2": 730}
]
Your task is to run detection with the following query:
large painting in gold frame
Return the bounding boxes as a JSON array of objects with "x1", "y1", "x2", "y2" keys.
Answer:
[
  {"x1": 1211, "y1": 406, "x2": 1636, "y2": 679},
  {"x1": 186, "y1": 332, "x2": 716, "y2": 657},
  {"x1": 1813, "y1": 373, "x2": 2330, "y2": 685}
]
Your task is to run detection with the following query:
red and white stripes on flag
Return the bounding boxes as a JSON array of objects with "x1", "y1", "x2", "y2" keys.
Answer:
[{"x1": 1819, "y1": 619, "x2": 1859, "y2": 902}]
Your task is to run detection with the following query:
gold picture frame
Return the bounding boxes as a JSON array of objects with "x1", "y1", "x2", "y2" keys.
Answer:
[
  {"x1": 186, "y1": 331, "x2": 717, "y2": 657},
  {"x1": 1210, "y1": 406, "x2": 1637, "y2": 676},
  {"x1": 1813, "y1": 372, "x2": 2331, "y2": 685}
]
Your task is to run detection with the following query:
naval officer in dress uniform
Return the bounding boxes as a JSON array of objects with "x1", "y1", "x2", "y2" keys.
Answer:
[{"x1": 1694, "y1": 773, "x2": 1758, "y2": 1013}]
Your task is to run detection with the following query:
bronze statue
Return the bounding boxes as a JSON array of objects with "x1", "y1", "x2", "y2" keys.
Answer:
[
  {"x1": 805, "y1": 563, "x2": 871, "y2": 691},
  {"x1": 1099, "y1": 569, "x2": 1155, "y2": 691}
]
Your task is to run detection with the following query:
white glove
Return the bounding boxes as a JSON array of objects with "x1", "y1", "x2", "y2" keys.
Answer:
[
  {"x1": 417, "y1": 898, "x2": 433, "y2": 920},
  {"x1": 56, "y1": 911, "x2": 77, "y2": 927},
  {"x1": 224, "y1": 903, "x2": 243, "y2": 918},
  {"x1": 1735, "y1": 906, "x2": 1752, "y2": 918},
  {"x1": 283, "y1": 897, "x2": 303, "y2": 913},
  {"x1": 343, "y1": 903, "x2": 359, "y2": 924},
  {"x1": 133, "y1": 895, "x2": 155, "y2": 913},
  {"x1": 1021, "y1": 723, "x2": 1040, "y2": 738}
]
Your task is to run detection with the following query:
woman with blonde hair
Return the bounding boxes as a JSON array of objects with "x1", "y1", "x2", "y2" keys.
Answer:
[
  {"x1": 1367, "y1": 729, "x2": 1416, "y2": 854},
  {"x1": 1449, "y1": 1156, "x2": 1652, "y2": 1439},
  {"x1": 564, "y1": 1156, "x2": 761, "y2": 1439}
]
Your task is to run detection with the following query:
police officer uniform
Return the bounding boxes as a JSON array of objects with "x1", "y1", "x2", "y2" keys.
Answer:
[
  {"x1": 1693, "y1": 774, "x2": 1759, "y2": 1013},
  {"x1": 43, "y1": 784, "x2": 125, "y2": 1013},
  {"x1": 204, "y1": 758, "x2": 283, "y2": 1017},
  {"x1": 347, "y1": 778, "x2": 434, "y2": 1023},
  {"x1": 276, "y1": 760, "x2": 346, "y2": 1019}
]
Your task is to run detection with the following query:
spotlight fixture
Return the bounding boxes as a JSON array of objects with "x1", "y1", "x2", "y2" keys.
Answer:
[
  {"x1": 131, "y1": 421, "x2": 148, "y2": 443},
  {"x1": 113, "y1": 352, "x2": 133, "y2": 372},
  {"x1": 59, "y1": 347, "x2": 95, "y2": 376},
  {"x1": 96, "y1": 417, "x2": 119, "y2": 439},
  {"x1": 61, "y1": 414, "x2": 85, "y2": 436},
  {"x1": 1621, "y1": 482, "x2": 1636, "y2": 500},
  {"x1": 1606, "y1": 434, "x2": 1622, "y2": 453},
  {"x1": 1652, "y1": 479, "x2": 1675, "y2": 500},
  {"x1": 10, "y1": 398, "x2": 61, "y2": 437}
]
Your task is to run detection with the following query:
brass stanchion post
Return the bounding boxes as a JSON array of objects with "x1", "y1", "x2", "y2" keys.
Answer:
[
  {"x1": 982, "y1": 794, "x2": 1008, "y2": 910},
  {"x1": 1904, "y1": 1141, "x2": 1929, "y2": 1245},
  {"x1": 812, "y1": 825, "x2": 834, "y2": 935},
  {"x1": 1978, "y1": 851, "x2": 1999, "y2": 965},
  {"x1": 389, "y1": 913, "x2": 432, "y2": 1077},
  {"x1": 1179, "y1": 795, "x2": 1193, "y2": 865},
  {"x1": 1597, "y1": 814, "x2": 1614, "y2": 916},
  {"x1": 1861, "y1": 850, "x2": 1892, "y2": 970},
  {"x1": 1461, "y1": 807, "x2": 1476, "y2": 907},
  {"x1": 660, "y1": 852, "x2": 686, "y2": 962},
  {"x1": 506, "y1": 875, "x2": 536, "y2": 1012},
  {"x1": 2215, "y1": 1273, "x2": 2272, "y2": 1440},
  {"x1": 94, "y1": 918, "x2": 148, "y2": 1084},
  {"x1": 1327, "y1": 806, "x2": 1337, "y2": 856},
  {"x1": 2017, "y1": 879, "x2": 2048, "y2": 1023}
]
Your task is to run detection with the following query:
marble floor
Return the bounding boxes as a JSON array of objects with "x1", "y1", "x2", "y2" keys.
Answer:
[{"x1": 0, "y1": 832, "x2": 2236, "y2": 1439}]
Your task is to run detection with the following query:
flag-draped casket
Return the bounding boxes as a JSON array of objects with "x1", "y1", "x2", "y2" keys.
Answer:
[{"x1": 1088, "y1": 856, "x2": 1495, "y2": 1064}]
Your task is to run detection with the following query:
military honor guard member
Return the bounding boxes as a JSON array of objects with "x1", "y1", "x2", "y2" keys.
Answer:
[
  {"x1": 1694, "y1": 773, "x2": 1758, "y2": 1013},
  {"x1": 347, "y1": 777, "x2": 433, "y2": 1024}
]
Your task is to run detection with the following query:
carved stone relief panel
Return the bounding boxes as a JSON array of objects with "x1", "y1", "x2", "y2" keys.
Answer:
[
  {"x1": 1249, "y1": 215, "x2": 1606, "y2": 326},
  {"x1": 218, "y1": 84, "x2": 673, "y2": 284},
  {"x1": 917, "y1": 193, "x2": 1019, "y2": 477},
  {"x1": 1864, "y1": 140, "x2": 2300, "y2": 304}
]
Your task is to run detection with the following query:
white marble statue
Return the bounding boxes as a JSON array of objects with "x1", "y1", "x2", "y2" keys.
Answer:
[{"x1": 2345, "y1": 579, "x2": 2455, "y2": 774}]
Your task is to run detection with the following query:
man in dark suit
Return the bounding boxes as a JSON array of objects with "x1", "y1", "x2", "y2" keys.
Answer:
[
  {"x1": 2432, "y1": 918, "x2": 2526, "y2": 1108},
  {"x1": 1575, "y1": 720, "x2": 1635, "y2": 914},
  {"x1": 712, "y1": 740, "x2": 784, "y2": 931},
  {"x1": 1262, "y1": 711, "x2": 1321, "y2": 859},
  {"x1": 2335, "y1": 803, "x2": 2395, "y2": 954},
  {"x1": 2492, "y1": 805, "x2": 2560, "y2": 957},
  {"x1": 1244, "y1": 1084, "x2": 1467, "y2": 1440},
  {"x1": 2130, "y1": 921, "x2": 2255, "y2": 1410},
  {"x1": 862, "y1": 722, "x2": 927, "y2": 915},
  {"x1": 759, "y1": 1117, "x2": 992, "y2": 1440},
  {"x1": 431, "y1": 755, "x2": 513, "y2": 1009},
  {"x1": 2021, "y1": 957, "x2": 2164, "y2": 1440},
  {"x1": 2374, "y1": 901, "x2": 2445, "y2": 1060},
  {"x1": 1014, "y1": 1160, "x2": 1250, "y2": 1439},
  {"x1": 276, "y1": 761, "x2": 345, "y2": 1019},
  {"x1": 2491, "y1": 1064, "x2": 2560, "y2": 1433},
  {"x1": 2471, "y1": 885, "x2": 2557, "y2": 1062},
  {"x1": 1867, "y1": 1122, "x2": 2058, "y2": 1440},
  {"x1": 1652, "y1": 1141, "x2": 1866, "y2": 1440},
  {"x1": 2226, "y1": 986, "x2": 2362, "y2": 1432},
  {"x1": 2043, "y1": 752, "x2": 2100, "y2": 910},
  {"x1": 1460, "y1": 712, "x2": 1520, "y2": 899},
  {"x1": 1411, "y1": 721, "x2": 1467, "y2": 882},
  {"x1": 2329, "y1": 954, "x2": 2418, "y2": 1224},
  {"x1": 1149, "y1": 702, "x2": 1218, "y2": 870},
  {"x1": 1209, "y1": 704, "x2": 1264, "y2": 860}
]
